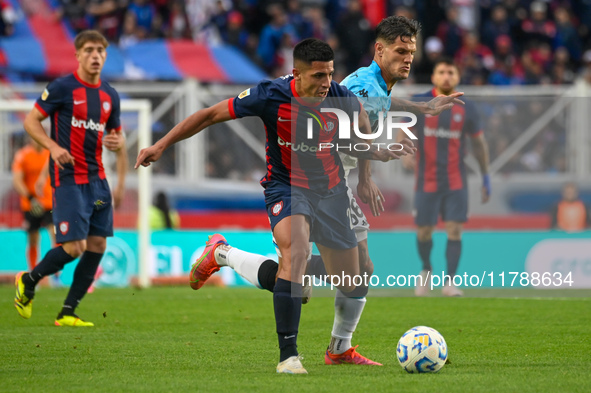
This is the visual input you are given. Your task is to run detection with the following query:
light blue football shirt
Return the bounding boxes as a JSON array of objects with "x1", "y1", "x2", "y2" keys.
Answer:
[
  {"x1": 340, "y1": 60, "x2": 392, "y2": 130},
  {"x1": 339, "y1": 60, "x2": 392, "y2": 172}
]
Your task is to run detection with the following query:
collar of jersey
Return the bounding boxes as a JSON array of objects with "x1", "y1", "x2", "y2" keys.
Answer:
[
  {"x1": 290, "y1": 79, "x2": 322, "y2": 107},
  {"x1": 369, "y1": 61, "x2": 389, "y2": 95},
  {"x1": 74, "y1": 71, "x2": 101, "y2": 88}
]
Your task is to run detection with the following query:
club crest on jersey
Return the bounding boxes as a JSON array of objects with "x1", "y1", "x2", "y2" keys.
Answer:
[
  {"x1": 238, "y1": 88, "x2": 251, "y2": 99},
  {"x1": 41, "y1": 89, "x2": 49, "y2": 101},
  {"x1": 59, "y1": 221, "x2": 69, "y2": 235},
  {"x1": 103, "y1": 101, "x2": 111, "y2": 113},
  {"x1": 453, "y1": 113, "x2": 463, "y2": 123},
  {"x1": 272, "y1": 201, "x2": 283, "y2": 216},
  {"x1": 325, "y1": 121, "x2": 335, "y2": 133}
]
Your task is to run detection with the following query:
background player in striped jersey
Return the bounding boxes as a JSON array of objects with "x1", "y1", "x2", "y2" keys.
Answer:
[
  {"x1": 136, "y1": 38, "x2": 415, "y2": 373},
  {"x1": 12, "y1": 136, "x2": 55, "y2": 271},
  {"x1": 14, "y1": 30, "x2": 127, "y2": 327},
  {"x1": 401, "y1": 58, "x2": 491, "y2": 297}
]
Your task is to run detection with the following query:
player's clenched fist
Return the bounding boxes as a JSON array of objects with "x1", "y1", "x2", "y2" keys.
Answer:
[{"x1": 103, "y1": 130, "x2": 125, "y2": 151}]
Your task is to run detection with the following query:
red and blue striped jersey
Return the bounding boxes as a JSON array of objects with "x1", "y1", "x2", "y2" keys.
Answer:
[
  {"x1": 413, "y1": 88, "x2": 483, "y2": 192},
  {"x1": 35, "y1": 72, "x2": 121, "y2": 188},
  {"x1": 228, "y1": 75, "x2": 360, "y2": 193}
]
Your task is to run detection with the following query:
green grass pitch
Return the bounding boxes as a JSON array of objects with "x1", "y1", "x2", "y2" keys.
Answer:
[{"x1": 1, "y1": 286, "x2": 590, "y2": 392}]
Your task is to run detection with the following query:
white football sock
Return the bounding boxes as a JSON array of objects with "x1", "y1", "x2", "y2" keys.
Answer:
[
  {"x1": 215, "y1": 246, "x2": 267, "y2": 289},
  {"x1": 329, "y1": 290, "x2": 366, "y2": 354}
]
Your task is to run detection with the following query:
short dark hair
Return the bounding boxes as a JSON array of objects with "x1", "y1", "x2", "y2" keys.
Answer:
[
  {"x1": 375, "y1": 16, "x2": 421, "y2": 44},
  {"x1": 293, "y1": 38, "x2": 334, "y2": 64},
  {"x1": 74, "y1": 30, "x2": 109, "y2": 51},
  {"x1": 432, "y1": 57, "x2": 458, "y2": 72}
]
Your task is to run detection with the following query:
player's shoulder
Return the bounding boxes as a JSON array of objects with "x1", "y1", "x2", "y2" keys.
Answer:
[
  {"x1": 45, "y1": 74, "x2": 76, "y2": 92},
  {"x1": 13, "y1": 145, "x2": 29, "y2": 160},
  {"x1": 340, "y1": 75, "x2": 371, "y2": 95},
  {"x1": 100, "y1": 80, "x2": 120, "y2": 98},
  {"x1": 329, "y1": 80, "x2": 356, "y2": 98},
  {"x1": 13, "y1": 145, "x2": 36, "y2": 165},
  {"x1": 268, "y1": 74, "x2": 293, "y2": 90},
  {"x1": 247, "y1": 75, "x2": 292, "y2": 98},
  {"x1": 341, "y1": 62, "x2": 384, "y2": 96}
]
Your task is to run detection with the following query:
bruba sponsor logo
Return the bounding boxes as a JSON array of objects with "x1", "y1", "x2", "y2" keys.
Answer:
[{"x1": 71, "y1": 117, "x2": 106, "y2": 132}]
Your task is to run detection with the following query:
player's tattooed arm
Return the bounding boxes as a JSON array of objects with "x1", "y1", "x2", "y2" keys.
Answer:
[{"x1": 390, "y1": 93, "x2": 465, "y2": 116}]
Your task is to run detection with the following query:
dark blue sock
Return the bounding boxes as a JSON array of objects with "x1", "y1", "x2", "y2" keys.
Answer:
[
  {"x1": 446, "y1": 240, "x2": 462, "y2": 284},
  {"x1": 273, "y1": 278, "x2": 302, "y2": 362},
  {"x1": 27, "y1": 246, "x2": 75, "y2": 286},
  {"x1": 63, "y1": 251, "x2": 103, "y2": 313},
  {"x1": 417, "y1": 239, "x2": 433, "y2": 271}
]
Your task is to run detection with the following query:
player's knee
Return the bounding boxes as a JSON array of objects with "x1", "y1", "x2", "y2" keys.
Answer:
[
  {"x1": 87, "y1": 238, "x2": 107, "y2": 253},
  {"x1": 63, "y1": 241, "x2": 86, "y2": 258},
  {"x1": 446, "y1": 223, "x2": 462, "y2": 240},
  {"x1": 417, "y1": 227, "x2": 434, "y2": 242}
]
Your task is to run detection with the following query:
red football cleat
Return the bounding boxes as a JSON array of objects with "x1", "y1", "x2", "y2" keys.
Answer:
[
  {"x1": 325, "y1": 345, "x2": 382, "y2": 365},
  {"x1": 189, "y1": 234, "x2": 228, "y2": 290}
]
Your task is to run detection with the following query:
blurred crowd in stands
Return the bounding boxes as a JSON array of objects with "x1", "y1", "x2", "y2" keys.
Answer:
[
  {"x1": 2, "y1": 0, "x2": 589, "y2": 180},
  {"x1": 2, "y1": 0, "x2": 589, "y2": 86}
]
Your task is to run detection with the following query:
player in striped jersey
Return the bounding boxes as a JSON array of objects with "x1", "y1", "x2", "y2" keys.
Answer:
[
  {"x1": 136, "y1": 38, "x2": 415, "y2": 373},
  {"x1": 14, "y1": 30, "x2": 127, "y2": 327},
  {"x1": 401, "y1": 58, "x2": 490, "y2": 297},
  {"x1": 187, "y1": 16, "x2": 465, "y2": 367}
]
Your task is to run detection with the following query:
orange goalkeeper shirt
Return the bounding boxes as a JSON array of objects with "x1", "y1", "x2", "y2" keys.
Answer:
[{"x1": 12, "y1": 145, "x2": 52, "y2": 212}]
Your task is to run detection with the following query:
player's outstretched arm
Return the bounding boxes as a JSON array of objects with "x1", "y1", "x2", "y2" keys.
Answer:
[
  {"x1": 390, "y1": 93, "x2": 464, "y2": 116},
  {"x1": 135, "y1": 99, "x2": 233, "y2": 169},
  {"x1": 471, "y1": 133, "x2": 491, "y2": 203},
  {"x1": 24, "y1": 107, "x2": 74, "y2": 169}
]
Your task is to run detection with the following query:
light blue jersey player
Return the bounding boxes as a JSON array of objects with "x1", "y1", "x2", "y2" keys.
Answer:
[
  {"x1": 337, "y1": 17, "x2": 464, "y2": 246},
  {"x1": 340, "y1": 60, "x2": 393, "y2": 241}
]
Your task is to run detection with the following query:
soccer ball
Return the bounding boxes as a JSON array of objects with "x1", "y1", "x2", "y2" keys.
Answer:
[{"x1": 396, "y1": 326, "x2": 448, "y2": 373}]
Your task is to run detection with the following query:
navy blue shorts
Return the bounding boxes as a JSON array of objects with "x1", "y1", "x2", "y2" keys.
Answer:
[
  {"x1": 414, "y1": 188, "x2": 468, "y2": 226},
  {"x1": 52, "y1": 179, "x2": 114, "y2": 243},
  {"x1": 264, "y1": 182, "x2": 357, "y2": 250}
]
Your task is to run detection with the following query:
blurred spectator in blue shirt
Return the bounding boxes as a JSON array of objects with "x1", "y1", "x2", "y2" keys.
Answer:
[{"x1": 257, "y1": 3, "x2": 296, "y2": 72}]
